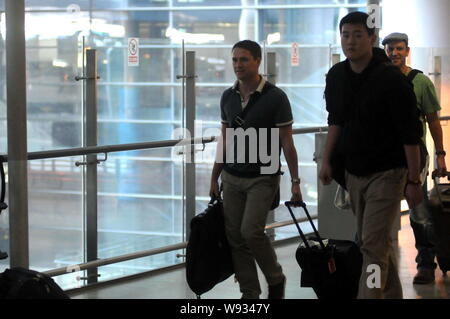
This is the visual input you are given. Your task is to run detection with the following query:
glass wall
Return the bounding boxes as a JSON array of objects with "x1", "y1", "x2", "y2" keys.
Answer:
[{"x1": 0, "y1": 0, "x2": 368, "y2": 289}]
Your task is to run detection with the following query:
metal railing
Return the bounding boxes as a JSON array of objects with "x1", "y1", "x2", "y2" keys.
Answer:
[
  {"x1": 39, "y1": 127, "x2": 326, "y2": 278},
  {"x1": 1, "y1": 126, "x2": 327, "y2": 280}
]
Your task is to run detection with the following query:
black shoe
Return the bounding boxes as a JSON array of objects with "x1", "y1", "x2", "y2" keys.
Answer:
[
  {"x1": 268, "y1": 275, "x2": 286, "y2": 299},
  {"x1": 413, "y1": 268, "x2": 435, "y2": 284}
]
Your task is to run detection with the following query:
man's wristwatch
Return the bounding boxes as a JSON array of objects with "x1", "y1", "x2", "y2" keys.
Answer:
[
  {"x1": 291, "y1": 178, "x2": 301, "y2": 184},
  {"x1": 436, "y1": 150, "x2": 446, "y2": 157}
]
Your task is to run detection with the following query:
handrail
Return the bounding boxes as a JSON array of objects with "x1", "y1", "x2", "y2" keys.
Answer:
[
  {"x1": 0, "y1": 126, "x2": 328, "y2": 162},
  {"x1": 43, "y1": 215, "x2": 313, "y2": 278},
  {"x1": 0, "y1": 136, "x2": 217, "y2": 162},
  {"x1": 5, "y1": 126, "x2": 326, "y2": 279}
]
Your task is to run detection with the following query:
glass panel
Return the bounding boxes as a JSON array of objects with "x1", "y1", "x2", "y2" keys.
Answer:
[
  {"x1": 184, "y1": 49, "x2": 233, "y2": 84},
  {"x1": 28, "y1": 158, "x2": 84, "y2": 273},
  {"x1": 96, "y1": 0, "x2": 169, "y2": 8},
  {"x1": 260, "y1": 0, "x2": 367, "y2": 5},
  {"x1": 265, "y1": 47, "x2": 331, "y2": 84},
  {"x1": 25, "y1": 1, "x2": 90, "y2": 10},
  {"x1": 97, "y1": 149, "x2": 184, "y2": 280},
  {"x1": 260, "y1": 8, "x2": 368, "y2": 45},
  {"x1": 96, "y1": 251, "x2": 184, "y2": 283},
  {"x1": 24, "y1": 1, "x2": 172, "y2": 10},
  {"x1": 196, "y1": 87, "x2": 227, "y2": 122},
  {"x1": 26, "y1": 12, "x2": 85, "y2": 152},
  {"x1": 90, "y1": 10, "x2": 169, "y2": 41},
  {"x1": 174, "y1": 0, "x2": 242, "y2": 6},
  {"x1": 22, "y1": 9, "x2": 86, "y2": 279},
  {"x1": 282, "y1": 87, "x2": 328, "y2": 126},
  {"x1": 173, "y1": 10, "x2": 245, "y2": 45},
  {"x1": 275, "y1": 134, "x2": 318, "y2": 239}
]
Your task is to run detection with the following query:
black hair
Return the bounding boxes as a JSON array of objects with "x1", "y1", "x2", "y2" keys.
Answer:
[
  {"x1": 339, "y1": 11, "x2": 376, "y2": 36},
  {"x1": 232, "y1": 40, "x2": 262, "y2": 60}
]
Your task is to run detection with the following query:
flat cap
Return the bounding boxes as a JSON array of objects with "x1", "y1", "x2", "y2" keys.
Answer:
[{"x1": 382, "y1": 32, "x2": 409, "y2": 46}]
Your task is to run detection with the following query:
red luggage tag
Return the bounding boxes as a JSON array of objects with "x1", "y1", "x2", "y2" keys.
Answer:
[{"x1": 328, "y1": 257, "x2": 337, "y2": 274}]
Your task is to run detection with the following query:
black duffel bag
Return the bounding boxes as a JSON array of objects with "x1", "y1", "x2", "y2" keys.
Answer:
[{"x1": 186, "y1": 197, "x2": 234, "y2": 298}]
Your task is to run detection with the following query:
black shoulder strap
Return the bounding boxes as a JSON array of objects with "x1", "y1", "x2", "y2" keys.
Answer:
[
  {"x1": 231, "y1": 81, "x2": 274, "y2": 128},
  {"x1": 0, "y1": 156, "x2": 8, "y2": 213},
  {"x1": 406, "y1": 69, "x2": 423, "y2": 83}
]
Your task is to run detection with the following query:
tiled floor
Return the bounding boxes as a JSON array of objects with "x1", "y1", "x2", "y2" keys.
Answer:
[{"x1": 69, "y1": 215, "x2": 450, "y2": 299}]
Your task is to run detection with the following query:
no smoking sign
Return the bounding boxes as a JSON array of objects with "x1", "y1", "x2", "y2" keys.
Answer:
[{"x1": 128, "y1": 38, "x2": 139, "y2": 67}]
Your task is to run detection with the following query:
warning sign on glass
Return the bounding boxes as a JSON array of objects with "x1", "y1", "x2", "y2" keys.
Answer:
[
  {"x1": 291, "y1": 42, "x2": 299, "y2": 67},
  {"x1": 128, "y1": 38, "x2": 139, "y2": 67}
]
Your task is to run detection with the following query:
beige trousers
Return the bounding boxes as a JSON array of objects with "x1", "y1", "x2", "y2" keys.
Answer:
[
  {"x1": 346, "y1": 168, "x2": 407, "y2": 299},
  {"x1": 221, "y1": 170, "x2": 284, "y2": 298}
]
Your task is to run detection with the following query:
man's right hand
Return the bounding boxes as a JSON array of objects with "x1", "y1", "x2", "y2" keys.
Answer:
[
  {"x1": 319, "y1": 162, "x2": 333, "y2": 185},
  {"x1": 209, "y1": 180, "x2": 221, "y2": 199}
]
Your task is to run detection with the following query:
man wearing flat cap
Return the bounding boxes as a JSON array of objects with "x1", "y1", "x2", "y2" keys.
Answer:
[{"x1": 383, "y1": 32, "x2": 447, "y2": 285}]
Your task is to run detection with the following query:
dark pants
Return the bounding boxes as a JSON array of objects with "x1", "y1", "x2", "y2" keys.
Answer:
[{"x1": 409, "y1": 183, "x2": 437, "y2": 270}]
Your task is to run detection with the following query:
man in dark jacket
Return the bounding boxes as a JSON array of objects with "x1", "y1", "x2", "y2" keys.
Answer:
[{"x1": 319, "y1": 12, "x2": 423, "y2": 299}]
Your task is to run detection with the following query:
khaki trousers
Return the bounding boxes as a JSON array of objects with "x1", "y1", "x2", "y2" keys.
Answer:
[
  {"x1": 221, "y1": 170, "x2": 284, "y2": 298},
  {"x1": 346, "y1": 168, "x2": 407, "y2": 299}
]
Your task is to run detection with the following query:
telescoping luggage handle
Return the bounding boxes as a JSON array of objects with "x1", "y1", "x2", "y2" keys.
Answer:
[
  {"x1": 285, "y1": 201, "x2": 336, "y2": 273},
  {"x1": 284, "y1": 201, "x2": 327, "y2": 251},
  {"x1": 432, "y1": 172, "x2": 450, "y2": 207}
]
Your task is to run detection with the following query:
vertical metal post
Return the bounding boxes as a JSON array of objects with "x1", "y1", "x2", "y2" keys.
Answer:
[
  {"x1": 5, "y1": 0, "x2": 29, "y2": 268},
  {"x1": 265, "y1": 52, "x2": 277, "y2": 85},
  {"x1": 85, "y1": 49, "x2": 98, "y2": 284},
  {"x1": 431, "y1": 56, "x2": 442, "y2": 104},
  {"x1": 265, "y1": 52, "x2": 276, "y2": 241},
  {"x1": 331, "y1": 54, "x2": 341, "y2": 67},
  {"x1": 185, "y1": 51, "x2": 196, "y2": 240}
]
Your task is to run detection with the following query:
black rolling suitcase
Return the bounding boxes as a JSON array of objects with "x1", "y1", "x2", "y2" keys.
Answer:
[
  {"x1": 285, "y1": 201, "x2": 362, "y2": 299},
  {"x1": 428, "y1": 175, "x2": 450, "y2": 275}
]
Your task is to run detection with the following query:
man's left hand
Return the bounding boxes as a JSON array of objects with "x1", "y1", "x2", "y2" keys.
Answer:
[
  {"x1": 290, "y1": 184, "x2": 303, "y2": 207},
  {"x1": 432, "y1": 156, "x2": 447, "y2": 178},
  {"x1": 404, "y1": 183, "x2": 424, "y2": 209}
]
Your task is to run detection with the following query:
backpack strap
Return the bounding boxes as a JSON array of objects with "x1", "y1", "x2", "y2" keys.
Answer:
[
  {"x1": 406, "y1": 69, "x2": 423, "y2": 83},
  {"x1": 231, "y1": 81, "x2": 275, "y2": 128},
  {"x1": 406, "y1": 69, "x2": 425, "y2": 119}
]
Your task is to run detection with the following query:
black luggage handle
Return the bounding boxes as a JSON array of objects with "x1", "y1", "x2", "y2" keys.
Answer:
[
  {"x1": 284, "y1": 201, "x2": 327, "y2": 252},
  {"x1": 432, "y1": 172, "x2": 450, "y2": 207},
  {"x1": 208, "y1": 183, "x2": 224, "y2": 206}
]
